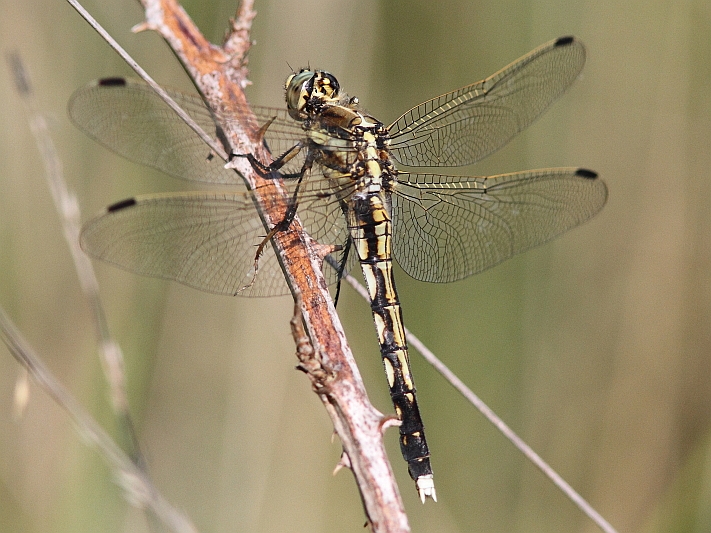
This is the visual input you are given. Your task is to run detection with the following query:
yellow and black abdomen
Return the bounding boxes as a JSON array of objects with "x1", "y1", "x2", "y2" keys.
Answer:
[{"x1": 349, "y1": 189, "x2": 434, "y2": 488}]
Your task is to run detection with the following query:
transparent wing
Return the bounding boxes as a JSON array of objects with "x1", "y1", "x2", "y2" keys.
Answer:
[
  {"x1": 387, "y1": 36, "x2": 586, "y2": 167},
  {"x1": 80, "y1": 186, "x2": 353, "y2": 297},
  {"x1": 68, "y1": 78, "x2": 307, "y2": 184},
  {"x1": 69, "y1": 78, "x2": 241, "y2": 184},
  {"x1": 392, "y1": 168, "x2": 607, "y2": 282}
]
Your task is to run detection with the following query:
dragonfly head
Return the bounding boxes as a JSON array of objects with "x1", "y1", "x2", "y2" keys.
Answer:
[{"x1": 285, "y1": 69, "x2": 340, "y2": 121}]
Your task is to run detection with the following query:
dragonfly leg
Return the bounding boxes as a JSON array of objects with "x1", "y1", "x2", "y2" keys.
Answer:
[
  {"x1": 231, "y1": 152, "x2": 281, "y2": 179},
  {"x1": 233, "y1": 140, "x2": 306, "y2": 179}
]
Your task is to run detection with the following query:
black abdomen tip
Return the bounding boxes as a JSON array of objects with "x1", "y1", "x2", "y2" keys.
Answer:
[
  {"x1": 107, "y1": 198, "x2": 137, "y2": 212},
  {"x1": 555, "y1": 36, "x2": 575, "y2": 47},
  {"x1": 98, "y1": 77, "x2": 127, "y2": 87},
  {"x1": 575, "y1": 168, "x2": 598, "y2": 179}
]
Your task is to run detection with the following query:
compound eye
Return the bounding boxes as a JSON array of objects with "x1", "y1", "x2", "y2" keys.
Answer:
[
  {"x1": 285, "y1": 70, "x2": 316, "y2": 119},
  {"x1": 313, "y1": 71, "x2": 340, "y2": 99}
]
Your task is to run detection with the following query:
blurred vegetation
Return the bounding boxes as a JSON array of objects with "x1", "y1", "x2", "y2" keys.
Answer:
[{"x1": 2, "y1": 0, "x2": 711, "y2": 532}]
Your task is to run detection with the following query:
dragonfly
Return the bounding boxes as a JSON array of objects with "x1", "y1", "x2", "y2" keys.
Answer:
[{"x1": 69, "y1": 36, "x2": 607, "y2": 503}]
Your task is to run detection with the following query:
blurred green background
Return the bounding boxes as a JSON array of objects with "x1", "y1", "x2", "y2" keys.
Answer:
[{"x1": 2, "y1": 0, "x2": 711, "y2": 532}]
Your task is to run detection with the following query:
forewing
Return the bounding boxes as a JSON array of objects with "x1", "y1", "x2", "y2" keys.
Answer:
[
  {"x1": 69, "y1": 78, "x2": 241, "y2": 184},
  {"x1": 392, "y1": 168, "x2": 607, "y2": 282},
  {"x1": 69, "y1": 78, "x2": 306, "y2": 184},
  {"x1": 80, "y1": 192, "x2": 289, "y2": 297},
  {"x1": 388, "y1": 37, "x2": 586, "y2": 167}
]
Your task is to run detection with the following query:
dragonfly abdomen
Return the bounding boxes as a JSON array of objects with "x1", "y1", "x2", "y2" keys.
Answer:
[{"x1": 350, "y1": 191, "x2": 435, "y2": 500}]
